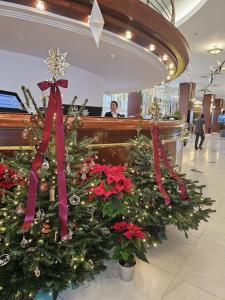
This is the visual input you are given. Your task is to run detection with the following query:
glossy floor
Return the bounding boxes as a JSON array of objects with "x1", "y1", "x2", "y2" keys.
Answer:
[{"x1": 59, "y1": 134, "x2": 225, "y2": 300}]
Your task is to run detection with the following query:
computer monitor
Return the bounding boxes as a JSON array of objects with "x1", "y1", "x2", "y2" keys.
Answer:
[{"x1": 0, "y1": 90, "x2": 27, "y2": 113}]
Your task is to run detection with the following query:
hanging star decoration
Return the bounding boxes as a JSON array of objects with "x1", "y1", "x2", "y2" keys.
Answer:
[
  {"x1": 89, "y1": 0, "x2": 105, "y2": 48},
  {"x1": 44, "y1": 48, "x2": 70, "y2": 79}
]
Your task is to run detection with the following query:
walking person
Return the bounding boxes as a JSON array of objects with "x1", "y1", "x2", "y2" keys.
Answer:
[{"x1": 194, "y1": 113, "x2": 205, "y2": 150}]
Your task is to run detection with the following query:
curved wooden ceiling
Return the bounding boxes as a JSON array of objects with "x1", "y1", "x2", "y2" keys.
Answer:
[{"x1": 4, "y1": 0, "x2": 190, "y2": 81}]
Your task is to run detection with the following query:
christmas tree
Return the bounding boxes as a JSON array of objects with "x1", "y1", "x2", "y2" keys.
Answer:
[
  {"x1": 149, "y1": 97, "x2": 161, "y2": 121},
  {"x1": 0, "y1": 49, "x2": 109, "y2": 300},
  {"x1": 126, "y1": 133, "x2": 214, "y2": 246}
]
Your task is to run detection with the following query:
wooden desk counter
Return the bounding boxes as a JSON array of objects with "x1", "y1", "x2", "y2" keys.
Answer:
[{"x1": 0, "y1": 114, "x2": 186, "y2": 165}]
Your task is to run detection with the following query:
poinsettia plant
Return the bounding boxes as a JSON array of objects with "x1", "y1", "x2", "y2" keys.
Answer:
[
  {"x1": 88, "y1": 164, "x2": 134, "y2": 217},
  {"x1": 111, "y1": 221, "x2": 148, "y2": 266},
  {"x1": 0, "y1": 163, "x2": 17, "y2": 190}
]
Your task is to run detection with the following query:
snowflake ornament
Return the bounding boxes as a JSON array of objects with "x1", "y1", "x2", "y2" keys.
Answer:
[
  {"x1": 82, "y1": 109, "x2": 89, "y2": 117},
  {"x1": 44, "y1": 48, "x2": 70, "y2": 79}
]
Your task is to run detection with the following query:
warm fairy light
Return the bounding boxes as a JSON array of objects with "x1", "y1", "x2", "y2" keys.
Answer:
[
  {"x1": 168, "y1": 63, "x2": 174, "y2": 69},
  {"x1": 169, "y1": 70, "x2": 175, "y2": 75},
  {"x1": 36, "y1": 0, "x2": 46, "y2": 11},
  {"x1": 162, "y1": 54, "x2": 168, "y2": 61},
  {"x1": 149, "y1": 44, "x2": 156, "y2": 51},
  {"x1": 125, "y1": 30, "x2": 133, "y2": 40},
  {"x1": 153, "y1": 243, "x2": 157, "y2": 247}
]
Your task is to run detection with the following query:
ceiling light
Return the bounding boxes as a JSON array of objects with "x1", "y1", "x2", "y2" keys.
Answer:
[
  {"x1": 168, "y1": 63, "x2": 174, "y2": 69},
  {"x1": 169, "y1": 70, "x2": 174, "y2": 75},
  {"x1": 207, "y1": 48, "x2": 224, "y2": 55},
  {"x1": 162, "y1": 54, "x2": 168, "y2": 61},
  {"x1": 149, "y1": 44, "x2": 155, "y2": 51},
  {"x1": 86, "y1": 15, "x2": 91, "y2": 24},
  {"x1": 125, "y1": 31, "x2": 132, "y2": 40},
  {"x1": 166, "y1": 75, "x2": 171, "y2": 80},
  {"x1": 36, "y1": 0, "x2": 46, "y2": 10}
]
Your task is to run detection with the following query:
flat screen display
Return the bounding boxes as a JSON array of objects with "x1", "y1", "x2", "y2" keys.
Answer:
[
  {"x1": 0, "y1": 90, "x2": 26, "y2": 112},
  {"x1": 218, "y1": 114, "x2": 225, "y2": 123}
]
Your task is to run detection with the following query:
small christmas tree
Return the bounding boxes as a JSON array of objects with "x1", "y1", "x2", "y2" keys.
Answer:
[
  {"x1": 149, "y1": 98, "x2": 161, "y2": 121},
  {"x1": 0, "y1": 49, "x2": 109, "y2": 300},
  {"x1": 126, "y1": 134, "x2": 214, "y2": 246}
]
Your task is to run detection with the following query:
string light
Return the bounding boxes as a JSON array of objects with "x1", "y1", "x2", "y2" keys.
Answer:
[
  {"x1": 36, "y1": 0, "x2": 46, "y2": 11},
  {"x1": 149, "y1": 44, "x2": 156, "y2": 51}
]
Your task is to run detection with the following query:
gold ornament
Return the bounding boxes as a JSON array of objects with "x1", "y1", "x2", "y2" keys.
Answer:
[
  {"x1": 16, "y1": 204, "x2": 26, "y2": 216},
  {"x1": 41, "y1": 222, "x2": 51, "y2": 234},
  {"x1": 44, "y1": 48, "x2": 70, "y2": 79},
  {"x1": 22, "y1": 129, "x2": 29, "y2": 139},
  {"x1": 20, "y1": 235, "x2": 29, "y2": 248},
  {"x1": 34, "y1": 266, "x2": 40, "y2": 278},
  {"x1": 49, "y1": 188, "x2": 55, "y2": 202}
]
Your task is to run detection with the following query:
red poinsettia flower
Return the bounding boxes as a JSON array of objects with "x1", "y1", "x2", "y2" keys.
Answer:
[
  {"x1": 113, "y1": 221, "x2": 146, "y2": 240},
  {"x1": 125, "y1": 223, "x2": 146, "y2": 239},
  {"x1": 0, "y1": 164, "x2": 17, "y2": 189},
  {"x1": 91, "y1": 180, "x2": 106, "y2": 196},
  {"x1": 123, "y1": 230, "x2": 133, "y2": 240},
  {"x1": 113, "y1": 221, "x2": 128, "y2": 232},
  {"x1": 90, "y1": 164, "x2": 107, "y2": 174}
]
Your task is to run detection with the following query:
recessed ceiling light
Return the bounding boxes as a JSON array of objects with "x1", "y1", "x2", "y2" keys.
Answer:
[
  {"x1": 87, "y1": 15, "x2": 91, "y2": 24},
  {"x1": 125, "y1": 31, "x2": 132, "y2": 40},
  {"x1": 207, "y1": 48, "x2": 224, "y2": 55},
  {"x1": 162, "y1": 54, "x2": 168, "y2": 61},
  {"x1": 169, "y1": 70, "x2": 174, "y2": 75},
  {"x1": 149, "y1": 44, "x2": 156, "y2": 51},
  {"x1": 36, "y1": 0, "x2": 46, "y2": 10},
  {"x1": 168, "y1": 63, "x2": 174, "y2": 69},
  {"x1": 166, "y1": 75, "x2": 171, "y2": 80}
]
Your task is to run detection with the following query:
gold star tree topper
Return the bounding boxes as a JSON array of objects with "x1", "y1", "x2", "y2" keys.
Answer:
[{"x1": 44, "y1": 48, "x2": 70, "y2": 80}]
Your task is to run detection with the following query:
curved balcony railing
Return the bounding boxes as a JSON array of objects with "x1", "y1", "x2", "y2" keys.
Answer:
[{"x1": 140, "y1": 0, "x2": 175, "y2": 24}]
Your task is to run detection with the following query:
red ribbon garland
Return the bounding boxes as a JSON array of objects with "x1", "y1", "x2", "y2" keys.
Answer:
[
  {"x1": 150, "y1": 126, "x2": 171, "y2": 205},
  {"x1": 159, "y1": 143, "x2": 189, "y2": 200},
  {"x1": 23, "y1": 80, "x2": 68, "y2": 238},
  {"x1": 150, "y1": 125, "x2": 188, "y2": 205}
]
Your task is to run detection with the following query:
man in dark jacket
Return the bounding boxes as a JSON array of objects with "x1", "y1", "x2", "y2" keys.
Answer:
[
  {"x1": 194, "y1": 113, "x2": 205, "y2": 150},
  {"x1": 105, "y1": 101, "x2": 122, "y2": 118}
]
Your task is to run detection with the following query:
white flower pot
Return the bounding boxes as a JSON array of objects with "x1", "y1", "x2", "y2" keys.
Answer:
[{"x1": 119, "y1": 260, "x2": 136, "y2": 282}]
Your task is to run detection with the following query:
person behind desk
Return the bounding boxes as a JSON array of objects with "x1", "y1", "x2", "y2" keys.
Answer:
[{"x1": 105, "y1": 101, "x2": 122, "y2": 118}]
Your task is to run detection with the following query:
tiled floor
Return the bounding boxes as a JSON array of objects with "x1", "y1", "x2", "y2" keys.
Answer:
[{"x1": 59, "y1": 134, "x2": 225, "y2": 300}]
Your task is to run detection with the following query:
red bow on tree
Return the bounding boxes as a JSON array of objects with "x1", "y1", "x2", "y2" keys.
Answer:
[{"x1": 23, "y1": 80, "x2": 68, "y2": 239}]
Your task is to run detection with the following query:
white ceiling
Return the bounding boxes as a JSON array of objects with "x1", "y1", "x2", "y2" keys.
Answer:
[
  {"x1": 0, "y1": 2, "x2": 167, "y2": 94},
  {"x1": 173, "y1": 0, "x2": 225, "y2": 100},
  {"x1": 1, "y1": 0, "x2": 224, "y2": 100}
]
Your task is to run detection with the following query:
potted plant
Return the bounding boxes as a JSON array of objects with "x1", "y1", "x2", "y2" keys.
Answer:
[
  {"x1": 88, "y1": 164, "x2": 133, "y2": 217},
  {"x1": 111, "y1": 221, "x2": 148, "y2": 281}
]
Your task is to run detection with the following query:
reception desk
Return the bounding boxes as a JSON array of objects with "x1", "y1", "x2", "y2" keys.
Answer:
[{"x1": 0, "y1": 114, "x2": 187, "y2": 166}]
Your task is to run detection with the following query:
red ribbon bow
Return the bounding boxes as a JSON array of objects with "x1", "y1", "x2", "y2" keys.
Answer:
[
  {"x1": 150, "y1": 125, "x2": 188, "y2": 205},
  {"x1": 23, "y1": 80, "x2": 68, "y2": 238}
]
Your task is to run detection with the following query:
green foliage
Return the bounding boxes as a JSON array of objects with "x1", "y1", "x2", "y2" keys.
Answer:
[
  {"x1": 126, "y1": 135, "x2": 215, "y2": 245},
  {"x1": 0, "y1": 91, "x2": 109, "y2": 300},
  {"x1": 172, "y1": 110, "x2": 182, "y2": 120}
]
